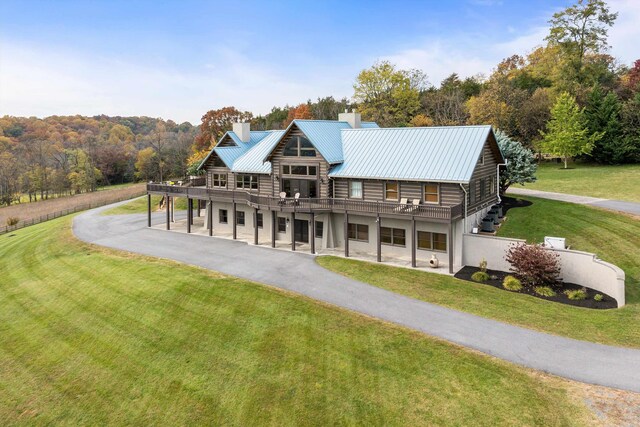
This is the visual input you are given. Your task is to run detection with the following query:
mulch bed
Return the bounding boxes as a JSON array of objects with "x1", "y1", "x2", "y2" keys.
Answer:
[{"x1": 454, "y1": 266, "x2": 618, "y2": 309}]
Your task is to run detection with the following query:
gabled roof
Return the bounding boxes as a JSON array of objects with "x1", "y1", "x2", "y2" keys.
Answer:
[
  {"x1": 232, "y1": 130, "x2": 285, "y2": 174},
  {"x1": 197, "y1": 130, "x2": 271, "y2": 170},
  {"x1": 328, "y1": 125, "x2": 500, "y2": 183}
]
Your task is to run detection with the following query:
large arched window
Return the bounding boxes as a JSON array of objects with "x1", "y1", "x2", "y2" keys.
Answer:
[{"x1": 283, "y1": 136, "x2": 316, "y2": 157}]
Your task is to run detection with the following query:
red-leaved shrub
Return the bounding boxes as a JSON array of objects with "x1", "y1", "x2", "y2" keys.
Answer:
[{"x1": 505, "y1": 243, "x2": 561, "y2": 287}]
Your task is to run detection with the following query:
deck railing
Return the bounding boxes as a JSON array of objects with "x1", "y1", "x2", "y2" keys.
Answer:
[{"x1": 147, "y1": 183, "x2": 462, "y2": 220}]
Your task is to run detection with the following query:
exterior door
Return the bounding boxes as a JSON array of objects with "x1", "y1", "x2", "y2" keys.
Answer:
[
  {"x1": 294, "y1": 219, "x2": 309, "y2": 243},
  {"x1": 282, "y1": 179, "x2": 317, "y2": 198}
]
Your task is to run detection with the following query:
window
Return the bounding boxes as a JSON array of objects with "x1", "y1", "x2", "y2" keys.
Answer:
[
  {"x1": 236, "y1": 210, "x2": 245, "y2": 226},
  {"x1": 490, "y1": 176, "x2": 496, "y2": 194},
  {"x1": 277, "y1": 217, "x2": 287, "y2": 233},
  {"x1": 315, "y1": 221, "x2": 323, "y2": 238},
  {"x1": 381, "y1": 227, "x2": 406, "y2": 247},
  {"x1": 480, "y1": 178, "x2": 486, "y2": 200},
  {"x1": 417, "y1": 231, "x2": 447, "y2": 252},
  {"x1": 256, "y1": 212, "x2": 263, "y2": 228},
  {"x1": 236, "y1": 174, "x2": 258, "y2": 190},
  {"x1": 347, "y1": 223, "x2": 369, "y2": 242},
  {"x1": 479, "y1": 153, "x2": 485, "y2": 165},
  {"x1": 283, "y1": 136, "x2": 316, "y2": 157},
  {"x1": 282, "y1": 165, "x2": 317, "y2": 176},
  {"x1": 219, "y1": 209, "x2": 228, "y2": 224},
  {"x1": 469, "y1": 181, "x2": 476, "y2": 204},
  {"x1": 424, "y1": 183, "x2": 439, "y2": 204},
  {"x1": 349, "y1": 181, "x2": 363, "y2": 199},
  {"x1": 212, "y1": 173, "x2": 227, "y2": 188},
  {"x1": 385, "y1": 182, "x2": 399, "y2": 201}
]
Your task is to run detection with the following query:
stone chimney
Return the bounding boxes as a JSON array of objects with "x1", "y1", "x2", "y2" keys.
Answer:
[
  {"x1": 338, "y1": 109, "x2": 361, "y2": 129},
  {"x1": 233, "y1": 122, "x2": 251, "y2": 143}
]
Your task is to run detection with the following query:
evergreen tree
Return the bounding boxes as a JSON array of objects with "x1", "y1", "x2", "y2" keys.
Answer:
[
  {"x1": 541, "y1": 92, "x2": 602, "y2": 168},
  {"x1": 585, "y1": 85, "x2": 626, "y2": 163},
  {"x1": 495, "y1": 130, "x2": 537, "y2": 194},
  {"x1": 621, "y1": 92, "x2": 640, "y2": 163}
]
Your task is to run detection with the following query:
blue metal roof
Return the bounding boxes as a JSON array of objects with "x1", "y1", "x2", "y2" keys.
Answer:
[
  {"x1": 360, "y1": 122, "x2": 379, "y2": 128},
  {"x1": 328, "y1": 125, "x2": 494, "y2": 183},
  {"x1": 279, "y1": 120, "x2": 352, "y2": 164},
  {"x1": 197, "y1": 130, "x2": 271, "y2": 170},
  {"x1": 232, "y1": 130, "x2": 285, "y2": 174},
  {"x1": 214, "y1": 146, "x2": 245, "y2": 169}
]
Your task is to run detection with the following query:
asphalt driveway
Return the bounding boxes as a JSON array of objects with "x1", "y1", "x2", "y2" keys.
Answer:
[{"x1": 73, "y1": 201, "x2": 640, "y2": 392}]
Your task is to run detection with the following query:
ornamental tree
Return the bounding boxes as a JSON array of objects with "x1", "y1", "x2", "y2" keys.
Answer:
[
  {"x1": 505, "y1": 243, "x2": 561, "y2": 287},
  {"x1": 495, "y1": 129, "x2": 537, "y2": 195},
  {"x1": 540, "y1": 92, "x2": 602, "y2": 168}
]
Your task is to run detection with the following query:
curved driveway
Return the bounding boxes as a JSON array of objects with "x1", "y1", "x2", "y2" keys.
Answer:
[{"x1": 73, "y1": 201, "x2": 640, "y2": 392}]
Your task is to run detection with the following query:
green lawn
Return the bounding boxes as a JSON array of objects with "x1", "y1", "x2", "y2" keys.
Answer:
[
  {"x1": 0, "y1": 216, "x2": 593, "y2": 425},
  {"x1": 102, "y1": 195, "x2": 188, "y2": 215},
  {"x1": 318, "y1": 196, "x2": 640, "y2": 348},
  {"x1": 522, "y1": 162, "x2": 640, "y2": 202},
  {"x1": 17, "y1": 182, "x2": 139, "y2": 204}
]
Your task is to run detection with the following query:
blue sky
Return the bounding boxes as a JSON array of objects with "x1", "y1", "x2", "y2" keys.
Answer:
[{"x1": 1, "y1": 0, "x2": 638, "y2": 124}]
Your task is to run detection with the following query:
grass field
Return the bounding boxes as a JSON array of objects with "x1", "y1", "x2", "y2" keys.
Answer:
[
  {"x1": 318, "y1": 196, "x2": 640, "y2": 348},
  {"x1": 102, "y1": 195, "x2": 188, "y2": 215},
  {"x1": 0, "y1": 216, "x2": 594, "y2": 425},
  {"x1": 522, "y1": 162, "x2": 640, "y2": 202},
  {"x1": 16, "y1": 182, "x2": 138, "y2": 204}
]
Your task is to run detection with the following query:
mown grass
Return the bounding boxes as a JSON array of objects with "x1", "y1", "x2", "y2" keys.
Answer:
[
  {"x1": 0, "y1": 216, "x2": 594, "y2": 425},
  {"x1": 523, "y1": 162, "x2": 640, "y2": 202},
  {"x1": 102, "y1": 195, "x2": 188, "y2": 215},
  {"x1": 318, "y1": 196, "x2": 640, "y2": 348}
]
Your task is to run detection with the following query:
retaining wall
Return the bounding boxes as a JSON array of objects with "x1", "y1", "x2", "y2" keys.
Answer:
[{"x1": 462, "y1": 234, "x2": 626, "y2": 307}]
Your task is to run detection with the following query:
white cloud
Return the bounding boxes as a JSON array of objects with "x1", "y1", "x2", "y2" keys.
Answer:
[{"x1": 608, "y1": 0, "x2": 640, "y2": 65}]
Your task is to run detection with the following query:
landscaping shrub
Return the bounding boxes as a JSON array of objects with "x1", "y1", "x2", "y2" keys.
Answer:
[
  {"x1": 505, "y1": 243, "x2": 561, "y2": 287},
  {"x1": 503, "y1": 275, "x2": 523, "y2": 291},
  {"x1": 479, "y1": 258, "x2": 488, "y2": 273},
  {"x1": 534, "y1": 286, "x2": 556, "y2": 297},
  {"x1": 471, "y1": 271, "x2": 490, "y2": 283},
  {"x1": 6, "y1": 217, "x2": 19, "y2": 226},
  {"x1": 594, "y1": 294, "x2": 604, "y2": 302},
  {"x1": 564, "y1": 288, "x2": 588, "y2": 300}
]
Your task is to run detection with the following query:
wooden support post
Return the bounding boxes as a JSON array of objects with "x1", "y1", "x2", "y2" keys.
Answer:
[
  {"x1": 376, "y1": 214, "x2": 381, "y2": 262},
  {"x1": 291, "y1": 212, "x2": 296, "y2": 251},
  {"x1": 344, "y1": 211, "x2": 349, "y2": 257},
  {"x1": 170, "y1": 197, "x2": 174, "y2": 222},
  {"x1": 232, "y1": 202, "x2": 237, "y2": 240},
  {"x1": 208, "y1": 201, "x2": 213, "y2": 236},
  {"x1": 254, "y1": 208, "x2": 259, "y2": 245},
  {"x1": 411, "y1": 217, "x2": 417, "y2": 268},
  {"x1": 147, "y1": 194, "x2": 151, "y2": 227},
  {"x1": 187, "y1": 198, "x2": 191, "y2": 234},
  {"x1": 165, "y1": 195, "x2": 170, "y2": 230},
  {"x1": 271, "y1": 211, "x2": 276, "y2": 248},
  {"x1": 310, "y1": 212, "x2": 315, "y2": 254},
  {"x1": 197, "y1": 200, "x2": 201, "y2": 217},
  {"x1": 448, "y1": 221, "x2": 454, "y2": 274}
]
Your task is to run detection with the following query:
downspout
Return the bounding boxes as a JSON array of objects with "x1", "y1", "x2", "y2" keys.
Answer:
[
  {"x1": 496, "y1": 159, "x2": 507, "y2": 203},
  {"x1": 459, "y1": 183, "x2": 468, "y2": 234}
]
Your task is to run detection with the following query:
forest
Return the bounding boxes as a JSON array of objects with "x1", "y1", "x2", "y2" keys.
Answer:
[{"x1": 1, "y1": 0, "x2": 638, "y2": 207}]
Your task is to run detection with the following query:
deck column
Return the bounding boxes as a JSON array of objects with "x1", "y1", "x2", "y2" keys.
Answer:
[
  {"x1": 147, "y1": 194, "x2": 151, "y2": 227},
  {"x1": 411, "y1": 217, "x2": 417, "y2": 268},
  {"x1": 197, "y1": 200, "x2": 201, "y2": 217},
  {"x1": 448, "y1": 221, "x2": 454, "y2": 274},
  {"x1": 254, "y1": 208, "x2": 259, "y2": 245},
  {"x1": 165, "y1": 195, "x2": 170, "y2": 230},
  {"x1": 187, "y1": 198, "x2": 192, "y2": 234},
  {"x1": 170, "y1": 197, "x2": 174, "y2": 222},
  {"x1": 232, "y1": 202, "x2": 237, "y2": 240},
  {"x1": 208, "y1": 201, "x2": 213, "y2": 236},
  {"x1": 310, "y1": 212, "x2": 315, "y2": 254},
  {"x1": 376, "y1": 214, "x2": 381, "y2": 262},
  {"x1": 291, "y1": 212, "x2": 296, "y2": 251},
  {"x1": 271, "y1": 211, "x2": 276, "y2": 248},
  {"x1": 344, "y1": 211, "x2": 349, "y2": 257}
]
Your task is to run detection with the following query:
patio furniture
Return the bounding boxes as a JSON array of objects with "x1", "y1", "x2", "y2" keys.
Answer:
[{"x1": 393, "y1": 198, "x2": 410, "y2": 212}]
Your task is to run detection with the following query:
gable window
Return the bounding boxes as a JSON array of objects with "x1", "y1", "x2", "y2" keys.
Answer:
[
  {"x1": 256, "y1": 212, "x2": 263, "y2": 228},
  {"x1": 236, "y1": 210, "x2": 245, "y2": 226},
  {"x1": 212, "y1": 173, "x2": 227, "y2": 188},
  {"x1": 417, "y1": 231, "x2": 447, "y2": 252},
  {"x1": 424, "y1": 183, "x2": 439, "y2": 204},
  {"x1": 349, "y1": 181, "x2": 363, "y2": 199},
  {"x1": 315, "y1": 221, "x2": 323, "y2": 238},
  {"x1": 236, "y1": 174, "x2": 258, "y2": 190},
  {"x1": 283, "y1": 136, "x2": 316, "y2": 157},
  {"x1": 219, "y1": 209, "x2": 228, "y2": 224},
  {"x1": 347, "y1": 223, "x2": 369, "y2": 242},
  {"x1": 282, "y1": 165, "x2": 317, "y2": 176},
  {"x1": 277, "y1": 217, "x2": 287, "y2": 233},
  {"x1": 385, "y1": 182, "x2": 399, "y2": 201},
  {"x1": 381, "y1": 227, "x2": 406, "y2": 247}
]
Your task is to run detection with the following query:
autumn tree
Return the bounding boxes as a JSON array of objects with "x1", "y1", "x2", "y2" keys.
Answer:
[
  {"x1": 135, "y1": 147, "x2": 158, "y2": 181},
  {"x1": 540, "y1": 92, "x2": 602, "y2": 168},
  {"x1": 194, "y1": 107, "x2": 253, "y2": 151},
  {"x1": 283, "y1": 103, "x2": 313, "y2": 127},
  {"x1": 353, "y1": 61, "x2": 427, "y2": 127}
]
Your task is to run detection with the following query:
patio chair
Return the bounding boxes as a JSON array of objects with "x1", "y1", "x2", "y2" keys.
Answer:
[
  {"x1": 406, "y1": 199, "x2": 421, "y2": 213},
  {"x1": 294, "y1": 192, "x2": 301, "y2": 206},
  {"x1": 393, "y1": 198, "x2": 410, "y2": 212},
  {"x1": 278, "y1": 192, "x2": 287, "y2": 206}
]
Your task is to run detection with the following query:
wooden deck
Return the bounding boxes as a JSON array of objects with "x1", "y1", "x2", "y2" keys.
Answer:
[{"x1": 147, "y1": 183, "x2": 463, "y2": 222}]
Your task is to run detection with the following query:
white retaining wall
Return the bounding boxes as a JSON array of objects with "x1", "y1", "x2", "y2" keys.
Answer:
[{"x1": 462, "y1": 234, "x2": 626, "y2": 307}]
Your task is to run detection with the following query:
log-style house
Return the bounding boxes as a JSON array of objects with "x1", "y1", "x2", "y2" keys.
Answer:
[{"x1": 146, "y1": 111, "x2": 504, "y2": 273}]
